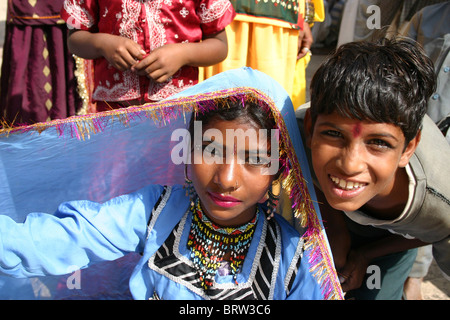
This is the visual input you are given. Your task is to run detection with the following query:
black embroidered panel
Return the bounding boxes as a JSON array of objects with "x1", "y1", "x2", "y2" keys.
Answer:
[{"x1": 149, "y1": 215, "x2": 283, "y2": 300}]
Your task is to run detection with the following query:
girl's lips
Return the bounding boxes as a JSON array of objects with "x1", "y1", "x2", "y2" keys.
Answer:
[{"x1": 207, "y1": 192, "x2": 241, "y2": 208}]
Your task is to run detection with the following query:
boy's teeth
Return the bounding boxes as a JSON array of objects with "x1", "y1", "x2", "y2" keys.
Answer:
[{"x1": 331, "y1": 176, "x2": 365, "y2": 190}]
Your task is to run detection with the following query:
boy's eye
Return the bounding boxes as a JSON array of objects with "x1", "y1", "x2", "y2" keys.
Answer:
[
  {"x1": 368, "y1": 139, "x2": 392, "y2": 149},
  {"x1": 322, "y1": 130, "x2": 342, "y2": 138}
]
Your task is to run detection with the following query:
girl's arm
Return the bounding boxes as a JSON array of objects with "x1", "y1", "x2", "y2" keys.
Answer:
[
  {"x1": 67, "y1": 30, "x2": 146, "y2": 71},
  {"x1": 132, "y1": 29, "x2": 228, "y2": 83},
  {"x1": 0, "y1": 185, "x2": 161, "y2": 278}
]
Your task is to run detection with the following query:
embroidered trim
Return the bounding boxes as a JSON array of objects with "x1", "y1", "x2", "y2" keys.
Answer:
[
  {"x1": 63, "y1": 0, "x2": 95, "y2": 29},
  {"x1": 144, "y1": 0, "x2": 167, "y2": 51},
  {"x1": 146, "y1": 186, "x2": 172, "y2": 239},
  {"x1": 93, "y1": 70, "x2": 141, "y2": 102},
  {"x1": 268, "y1": 220, "x2": 282, "y2": 300},
  {"x1": 198, "y1": 0, "x2": 233, "y2": 24},
  {"x1": 284, "y1": 237, "x2": 304, "y2": 295}
]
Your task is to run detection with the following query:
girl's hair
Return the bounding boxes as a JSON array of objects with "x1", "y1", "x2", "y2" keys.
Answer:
[
  {"x1": 188, "y1": 98, "x2": 276, "y2": 134},
  {"x1": 309, "y1": 37, "x2": 437, "y2": 144}
]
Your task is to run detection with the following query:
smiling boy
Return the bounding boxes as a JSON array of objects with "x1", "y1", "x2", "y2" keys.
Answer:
[{"x1": 298, "y1": 38, "x2": 450, "y2": 299}]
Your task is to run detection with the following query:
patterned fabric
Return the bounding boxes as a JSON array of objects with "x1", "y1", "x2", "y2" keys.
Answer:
[
  {"x1": 187, "y1": 198, "x2": 258, "y2": 290},
  {"x1": 6, "y1": 0, "x2": 65, "y2": 25},
  {"x1": 0, "y1": 0, "x2": 81, "y2": 126},
  {"x1": 230, "y1": 0, "x2": 302, "y2": 27},
  {"x1": 61, "y1": 0, "x2": 236, "y2": 102},
  {"x1": 149, "y1": 200, "x2": 301, "y2": 300}
]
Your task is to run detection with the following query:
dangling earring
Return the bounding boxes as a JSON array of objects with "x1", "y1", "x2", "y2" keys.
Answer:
[
  {"x1": 266, "y1": 179, "x2": 281, "y2": 220},
  {"x1": 184, "y1": 165, "x2": 196, "y2": 207}
]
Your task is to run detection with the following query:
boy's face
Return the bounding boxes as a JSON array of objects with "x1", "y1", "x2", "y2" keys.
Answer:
[{"x1": 305, "y1": 110, "x2": 419, "y2": 214}]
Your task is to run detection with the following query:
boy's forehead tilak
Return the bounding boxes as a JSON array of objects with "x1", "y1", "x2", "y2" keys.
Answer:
[{"x1": 352, "y1": 122, "x2": 362, "y2": 138}]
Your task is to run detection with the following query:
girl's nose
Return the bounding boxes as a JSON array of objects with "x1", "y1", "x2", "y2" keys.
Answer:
[{"x1": 213, "y1": 156, "x2": 240, "y2": 191}]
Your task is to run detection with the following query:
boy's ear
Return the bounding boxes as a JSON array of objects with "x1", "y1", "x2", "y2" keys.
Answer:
[
  {"x1": 399, "y1": 130, "x2": 421, "y2": 168},
  {"x1": 303, "y1": 109, "x2": 313, "y2": 149}
]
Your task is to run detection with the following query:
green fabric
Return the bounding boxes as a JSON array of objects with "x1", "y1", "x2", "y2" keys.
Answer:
[{"x1": 231, "y1": 0, "x2": 300, "y2": 26}]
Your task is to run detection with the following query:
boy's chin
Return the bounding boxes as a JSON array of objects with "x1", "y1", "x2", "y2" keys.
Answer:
[{"x1": 327, "y1": 199, "x2": 364, "y2": 213}]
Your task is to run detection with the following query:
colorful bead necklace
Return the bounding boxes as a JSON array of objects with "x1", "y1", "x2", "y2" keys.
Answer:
[{"x1": 187, "y1": 198, "x2": 259, "y2": 291}]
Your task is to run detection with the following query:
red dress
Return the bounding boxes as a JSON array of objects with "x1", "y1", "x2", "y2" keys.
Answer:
[{"x1": 61, "y1": 0, "x2": 236, "y2": 107}]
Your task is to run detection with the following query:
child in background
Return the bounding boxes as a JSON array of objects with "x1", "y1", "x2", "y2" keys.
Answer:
[
  {"x1": 61, "y1": 0, "x2": 235, "y2": 111},
  {"x1": 200, "y1": 0, "x2": 325, "y2": 108},
  {"x1": 299, "y1": 38, "x2": 450, "y2": 299}
]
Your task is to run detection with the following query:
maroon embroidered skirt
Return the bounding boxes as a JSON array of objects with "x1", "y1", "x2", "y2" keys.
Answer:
[{"x1": 0, "y1": 23, "x2": 81, "y2": 126}]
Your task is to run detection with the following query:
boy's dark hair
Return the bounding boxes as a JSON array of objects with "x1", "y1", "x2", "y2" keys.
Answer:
[{"x1": 309, "y1": 37, "x2": 436, "y2": 144}]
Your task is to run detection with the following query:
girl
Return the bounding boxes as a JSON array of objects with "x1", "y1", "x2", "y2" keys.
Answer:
[
  {"x1": 61, "y1": 0, "x2": 236, "y2": 111},
  {"x1": 0, "y1": 68, "x2": 342, "y2": 300}
]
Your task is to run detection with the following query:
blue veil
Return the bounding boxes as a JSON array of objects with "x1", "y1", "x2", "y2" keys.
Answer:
[{"x1": 0, "y1": 67, "x2": 343, "y2": 299}]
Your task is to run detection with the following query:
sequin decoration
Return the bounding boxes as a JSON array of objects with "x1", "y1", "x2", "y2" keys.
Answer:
[{"x1": 187, "y1": 198, "x2": 258, "y2": 291}]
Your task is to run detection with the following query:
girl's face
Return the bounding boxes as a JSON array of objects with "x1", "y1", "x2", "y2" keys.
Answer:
[
  {"x1": 189, "y1": 118, "x2": 276, "y2": 226},
  {"x1": 305, "y1": 111, "x2": 419, "y2": 216}
]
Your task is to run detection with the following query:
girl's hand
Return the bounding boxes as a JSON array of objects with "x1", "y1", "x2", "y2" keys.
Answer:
[
  {"x1": 132, "y1": 44, "x2": 186, "y2": 83},
  {"x1": 67, "y1": 31, "x2": 145, "y2": 72},
  {"x1": 98, "y1": 34, "x2": 146, "y2": 71},
  {"x1": 297, "y1": 22, "x2": 313, "y2": 59},
  {"x1": 131, "y1": 29, "x2": 228, "y2": 83}
]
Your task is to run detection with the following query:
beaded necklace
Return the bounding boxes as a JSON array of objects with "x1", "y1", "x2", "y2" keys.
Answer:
[{"x1": 187, "y1": 198, "x2": 259, "y2": 291}]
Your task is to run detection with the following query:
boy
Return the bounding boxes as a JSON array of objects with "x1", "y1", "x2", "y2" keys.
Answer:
[{"x1": 297, "y1": 38, "x2": 450, "y2": 299}]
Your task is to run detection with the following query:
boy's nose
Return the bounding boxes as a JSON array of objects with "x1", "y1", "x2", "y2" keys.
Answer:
[{"x1": 336, "y1": 145, "x2": 366, "y2": 175}]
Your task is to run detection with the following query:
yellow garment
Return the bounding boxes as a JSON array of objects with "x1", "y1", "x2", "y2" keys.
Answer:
[{"x1": 200, "y1": 0, "x2": 324, "y2": 110}]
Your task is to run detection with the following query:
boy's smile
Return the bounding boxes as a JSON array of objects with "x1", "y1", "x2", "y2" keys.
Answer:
[{"x1": 305, "y1": 111, "x2": 419, "y2": 217}]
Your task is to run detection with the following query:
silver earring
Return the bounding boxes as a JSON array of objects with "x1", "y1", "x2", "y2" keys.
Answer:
[{"x1": 184, "y1": 165, "x2": 196, "y2": 207}]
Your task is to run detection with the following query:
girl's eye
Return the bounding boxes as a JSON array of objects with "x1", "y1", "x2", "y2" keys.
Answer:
[
  {"x1": 247, "y1": 155, "x2": 271, "y2": 167},
  {"x1": 202, "y1": 144, "x2": 222, "y2": 157}
]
